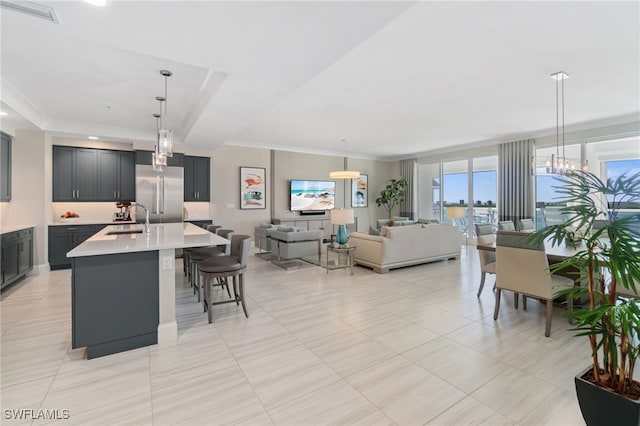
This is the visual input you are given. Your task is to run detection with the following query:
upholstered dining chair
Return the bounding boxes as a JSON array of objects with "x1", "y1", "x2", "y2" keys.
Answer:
[
  {"x1": 494, "y1": 231, "x2": 574, "y2": 337},
  {"x1": 498, "y1": 220, "x2": 515, "y2": 231},
  {"x1": 199, "y1": 235, "x2": 252, "y2": 323},
  {"x1": 518, "y1": 218, "x2": 535, "y2": 232},
  {"x1": 474, "y1": 223, "x2": 496, "y2": 297}
]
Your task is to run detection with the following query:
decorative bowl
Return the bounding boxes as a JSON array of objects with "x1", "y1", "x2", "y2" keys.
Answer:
[{"x1": 60, "y1": 217, "x2": 79, "y2": 223}]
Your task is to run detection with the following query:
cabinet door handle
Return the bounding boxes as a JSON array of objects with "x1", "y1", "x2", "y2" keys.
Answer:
[
  {"x1": 118, "y1": 190, "x2": 120, "y2": 199},
  {"x1": 114, "y1": 190, "x2": 117, "y2": 198},
  {"x1": 77, "y1": 190, "x2": 79, "y2": 198}
]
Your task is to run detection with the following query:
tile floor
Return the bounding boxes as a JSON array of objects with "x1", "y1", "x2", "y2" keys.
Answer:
[{"x1": 1, "y1": 247, "x2": 589, "y2": 425}]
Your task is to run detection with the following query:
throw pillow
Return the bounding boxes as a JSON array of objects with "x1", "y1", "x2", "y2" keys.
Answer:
[
  {"x1": 379, "y1": 226, "x2": 390, "y2": 237},
  {"x1": 369, "y1": 226, "x2": 380, "y2": 236},
  {"x1": 276, "y1": 225, "x2": 297, "y2": 232}
]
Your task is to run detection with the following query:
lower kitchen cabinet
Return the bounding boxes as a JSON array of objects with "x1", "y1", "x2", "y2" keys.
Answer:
[
  {"x1": 1, "y1": 227, "x2": 33, "y2": 290},
  {"x1": 48, "y1": 225, "x2": 105, "y2": 270}
]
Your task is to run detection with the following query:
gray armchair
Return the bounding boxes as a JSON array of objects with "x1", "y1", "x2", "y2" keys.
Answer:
[
  {"x1": 254, "y1": 223, "x2": 275, "y2": 254},
  {"x1": 270, "y1": 228, "x2": 322, "y2": 261}
]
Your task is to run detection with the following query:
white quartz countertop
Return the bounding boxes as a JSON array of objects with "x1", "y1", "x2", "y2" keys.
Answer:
[
  {"x1": 0, "y1": 225, "x2": 34, "y2": 235},
  {"x1": 67, "y1": 223, "x2": 229, "y2": 258}
]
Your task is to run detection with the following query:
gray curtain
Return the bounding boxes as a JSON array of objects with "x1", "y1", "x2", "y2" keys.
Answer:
[
  {"x1": 400, "y1": 158, "x2": 417, "y2": 219},
  {"x1": 498, "y1": 139, "x2": 534, "y2": 223}
]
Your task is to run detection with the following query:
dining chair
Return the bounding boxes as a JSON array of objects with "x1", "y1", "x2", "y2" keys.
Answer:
[
  {"x1": 199, "y1": 235, "x2": 252, "y2": 323},
  {"x1": 518, "y1": 218, "x2": 535, "y2": 232},
  {"x1": 498, "y1": 220, "x2": 515, "y2": 231},
  {"x1": 494, "y1": 230, "x2": 574, "y2": 337},
  {"x1": 474, "y1": 223, "x2": 496, "y2": 297}
]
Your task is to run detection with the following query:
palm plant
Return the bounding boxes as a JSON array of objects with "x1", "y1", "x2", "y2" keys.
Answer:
[{"x1": 529, "y1": 170, "x2": 640, "y2": 398}]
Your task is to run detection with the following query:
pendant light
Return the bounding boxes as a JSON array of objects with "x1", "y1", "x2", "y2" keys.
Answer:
[
  {"x1": 152, "y1": 113, "x2": 166, "y2": 171},
  {"x1": 158, "y1": 69, "x2": 174, "y2": 157}
]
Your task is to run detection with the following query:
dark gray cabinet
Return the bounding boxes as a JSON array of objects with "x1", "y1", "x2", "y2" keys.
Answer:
[
  {"x1": 1, "y1": 227, "x2": 33, "y2": 290},
  {"x1": 72, "y1": 250, "x2": 159, "y2": 358},
  {"x1": 48, "y1": 225, "x2": 104, "y2": 270},
  {"x1": 97, "y1": 150, "x2": 135, "y2": 201},
  {"x1": 1, "y1": 132, "x2": 11, "y2": 202},
  {"x1": 184, "y1": 155, "x2": 210, "y2": 201},
  {"x1": 53, "y1": 146, "x2": 98, "y2": 201},
  {"x1": 53, "y1": 146, "x2": 135, "y2": 202}
]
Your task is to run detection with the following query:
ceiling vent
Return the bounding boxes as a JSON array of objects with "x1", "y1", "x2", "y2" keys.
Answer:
[{"x1": 0, "y1": 1, "x2": 60, "y2": 23}]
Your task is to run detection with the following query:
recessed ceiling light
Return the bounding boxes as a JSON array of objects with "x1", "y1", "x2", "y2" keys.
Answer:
[
  {"x1": 88, "y1": 136, "x2": 99, "y2": 140},
  {"x1": 83, "y1": 0, "x2": 107, "y2": 6},
  {"x1": 0, "y1": 111, "x2": 8, "y2": 116}
]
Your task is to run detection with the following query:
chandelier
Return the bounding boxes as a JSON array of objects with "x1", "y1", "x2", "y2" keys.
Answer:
[
  {"x1": 151, "y1": 70, "x2": 174, "y2": 171},
  {"x1": 532, "y1": 71, "x2": 586, "y2": 175}
]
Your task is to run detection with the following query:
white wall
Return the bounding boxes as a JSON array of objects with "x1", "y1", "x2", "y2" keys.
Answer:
[
  {"x1": 210, "y1": 145, "x2": 271, "y2": 237},
  {"x1": 0, "y1": 130, "x2": 47, "y2": 267}
]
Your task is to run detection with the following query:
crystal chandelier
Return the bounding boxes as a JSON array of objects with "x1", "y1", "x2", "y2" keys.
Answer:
[{"x1": 532, "y1": 71, "x2": 586, "y2": 175}]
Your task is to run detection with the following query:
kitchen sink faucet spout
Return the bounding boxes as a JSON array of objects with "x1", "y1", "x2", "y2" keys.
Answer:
[{"x1": 126, "y1": 203, "x2": 150, "y2": 235}]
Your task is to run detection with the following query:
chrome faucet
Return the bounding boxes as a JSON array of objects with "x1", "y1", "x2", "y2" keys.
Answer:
[{"x1": 126, "y1": 203, "x2": 150, "y2": 235}]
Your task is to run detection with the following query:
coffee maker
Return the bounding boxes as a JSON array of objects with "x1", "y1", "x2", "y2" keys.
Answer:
[{"x1": 113, "y1": 201, "x2": 132, "y2": 221}]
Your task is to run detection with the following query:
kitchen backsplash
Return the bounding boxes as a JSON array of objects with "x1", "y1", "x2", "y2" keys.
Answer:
[
  {"x1": 52, "y1": 202, "x2": 130, "y2": 224},
  {"x1": 52, "y1": 202, "x2": 213, "y2": 224}
]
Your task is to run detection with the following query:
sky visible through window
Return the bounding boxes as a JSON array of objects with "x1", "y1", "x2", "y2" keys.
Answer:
[
  {"x1": 536, "y1": 159, "x2": 640, "y2": 205},
  {"x1": 443, "y1": 171, "x2": 496, "y2": 205}
]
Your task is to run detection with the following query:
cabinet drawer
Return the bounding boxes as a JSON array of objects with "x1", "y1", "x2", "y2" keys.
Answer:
[{"x1": 18, "y1": 228, "x2": 33, "y2": 238}]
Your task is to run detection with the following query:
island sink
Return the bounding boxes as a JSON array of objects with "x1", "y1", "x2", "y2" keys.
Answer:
[{"x1": 106, "y1": 229, "x2": 143, "y2": 235}]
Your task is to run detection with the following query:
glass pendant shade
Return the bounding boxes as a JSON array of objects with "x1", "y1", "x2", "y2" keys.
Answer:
[{"x1": 158, "y1": 128, "x2": 173, "y2": 157}]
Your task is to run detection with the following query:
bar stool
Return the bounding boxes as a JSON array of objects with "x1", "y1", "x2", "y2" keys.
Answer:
[
  {"x1": 186, "y1": 225, "x2": 224, "y2": 286},
  {"x1": 199, "y1": 235, "x2": 251, "y2": 323}
]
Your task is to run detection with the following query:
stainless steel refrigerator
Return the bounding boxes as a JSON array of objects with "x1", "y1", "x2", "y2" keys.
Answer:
[{"x1": 135, "y1": 165, "x2": 184, "y2": 223}]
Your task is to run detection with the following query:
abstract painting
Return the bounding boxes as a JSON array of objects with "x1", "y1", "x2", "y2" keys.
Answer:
[
  {"x1": 352, "y1": 174, "x2": 368, "y2": 207},
  {"x1": 240, "y1": 167, "x2": 266, "y2": 209}
]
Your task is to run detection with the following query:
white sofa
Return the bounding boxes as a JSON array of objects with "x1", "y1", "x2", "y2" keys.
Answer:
[{"x1": 349, "y1": 223, "x2": 461, "y2": 273}]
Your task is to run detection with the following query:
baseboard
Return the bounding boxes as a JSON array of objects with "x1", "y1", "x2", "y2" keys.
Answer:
[{"x1": 28, "y1": 264, "x2": 48, "y2": 276}]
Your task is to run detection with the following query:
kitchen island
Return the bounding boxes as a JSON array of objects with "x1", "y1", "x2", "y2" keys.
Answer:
[{"x1": 67, "y1": 222, "x2": 229, "y2": 358}]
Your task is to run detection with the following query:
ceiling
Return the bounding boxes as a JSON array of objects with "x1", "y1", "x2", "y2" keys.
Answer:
[{"x1": 1, "y1": 1, "x2": 639, "y2": 160}]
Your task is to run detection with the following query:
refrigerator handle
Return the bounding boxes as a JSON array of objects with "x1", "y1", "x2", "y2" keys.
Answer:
[
  {"x1": 154, "y1": 176, "x2": 161, "y2": 214},
  {"x1": 160, "y1": 176, "x2": 165, "y2": 214}
]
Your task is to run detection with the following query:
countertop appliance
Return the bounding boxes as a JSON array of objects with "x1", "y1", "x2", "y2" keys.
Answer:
[
  {"x1": 114, "y1": 201, "x2": 132, "y2": 221},
  {"x1": 135, "y1": 165, "x2": 184, "y2": 223}
]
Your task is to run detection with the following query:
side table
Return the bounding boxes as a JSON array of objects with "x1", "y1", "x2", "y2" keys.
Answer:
[{"x1": 326, "y1": 245, "x2": 356, "y2": 275}]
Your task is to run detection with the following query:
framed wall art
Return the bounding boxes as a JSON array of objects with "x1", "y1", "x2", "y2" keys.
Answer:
[
  {"x1": 240, "y1": 167, "x2": 266, "y2": 209},
  {"x1": 352, "y1": 174, "x2": 368, "y2": 207}
]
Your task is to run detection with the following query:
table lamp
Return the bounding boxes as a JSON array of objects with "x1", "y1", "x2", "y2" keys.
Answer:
[
  {"x1": 446, "y1": 206, "x2": 466, "y2": 227},
  {"x1": 331, "y1": 208, "x2": 354, "y2": 246}
]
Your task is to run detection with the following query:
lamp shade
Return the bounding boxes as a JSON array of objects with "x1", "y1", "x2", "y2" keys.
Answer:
[
  {"x1": 330, "y1": 208, "x2": 354, "y2": 225},
  {"x1": 329, "y1": 171, "x2": 360, "y2": 179},
  {"x1": 446, "y1": 206, "x2": 466, "y2": 220}
]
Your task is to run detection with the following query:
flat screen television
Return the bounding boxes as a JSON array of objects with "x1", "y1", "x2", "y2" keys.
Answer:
[{"x1": 290, "y1": 179, "x2": 335, "y2": 213}]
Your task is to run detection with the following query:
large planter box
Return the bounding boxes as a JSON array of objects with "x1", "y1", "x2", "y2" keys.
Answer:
[{"x1": 575, "y1": 366, "x2": 640, "y2": 426}]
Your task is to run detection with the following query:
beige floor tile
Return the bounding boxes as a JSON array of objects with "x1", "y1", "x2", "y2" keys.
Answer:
[
  {"x1": 0, "y1": 376, "x2": 55, "y2": 425},
  {"x1": 306, "y1": 327, "x2": 397, "y2": 377},
  {"x1": 404, "y1": 337, "x2": 506, "y2": 393},
  {"x1": 426, "y1": 396, "x2": 516, "y2": 426},
  {"x1": 472, "y1": 367, "x2": 582, "y2": 424},
  {"x1": 399, "y1": 304, "x2": 474, "y2": 335},
  {"x1": 1, "y1": 342, "x2": 68, "y2": 388},
  {"x1": 358, "y1": 315, "x2": 439, "y2": 353},
  {"x1": 268, "y1": 379, "x2": 394, "y2": 425},
  {"x1": 347, "y1": 355, "x2": 466, "y2": 425},
  {"x1": 237, "y1": 344, "x2": 341, "y2": 410}
]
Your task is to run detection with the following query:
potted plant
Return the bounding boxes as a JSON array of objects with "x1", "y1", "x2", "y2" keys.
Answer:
[
  {"x1": 375, "y1": 178, "x2": 408, "y2": 219},
  {"x1": 529, "y1": 170, "x2": 640, "y2": 426}
]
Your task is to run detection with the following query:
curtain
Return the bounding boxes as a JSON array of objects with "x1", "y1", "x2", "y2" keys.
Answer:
[
  {"x1": 400, "y1": 158, "x2": 417, "y2": 219},
  {"x1": 498, "y1": 139, "x2": 534, "y2": 223}
]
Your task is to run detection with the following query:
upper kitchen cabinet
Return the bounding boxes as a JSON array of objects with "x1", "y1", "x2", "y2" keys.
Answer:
[
  {"x1": 53, "y1": 146, "x2": 135, "y2": 202},
  {"x1": 0, "y1": 132, "x2": 11, "y2": 202},
  {"x1": 53, "y1": 146, "x2": 98, "y2": 201},
  {"x1": 184, "y1": 155, "x2": 210, "y2": 201},
  {"x1": 97, "y1": 150, "x2": 135, "y2": 201}
]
